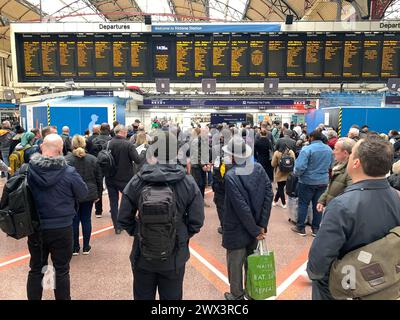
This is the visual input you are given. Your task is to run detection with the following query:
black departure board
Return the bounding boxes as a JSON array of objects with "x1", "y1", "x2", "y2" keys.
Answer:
[
  {"x1": 112, "y1": 35, "x2": 129, "y2": 78},
  {"x1": 231, "y1": 35, "x2": 248, "y2": 77},
  {"x1": 362, "y1": 33, "x2": 382, "y2": 78},
  {"x1": 381, "y1": 33, "x2": 400, "y2": 78},
  {"x1": 59, "y1": 35, "x2": 76, "y2": 77},
  {"x1": 305, "y1": 35, "x2": 324, "y2": 78},
  {"x1": 287, "y1": 34, "x2": 305, "y2": 77},
  {"x1": 176, "y1": 36, "x2": 194, "y2": 79},
  {"x1": 249, "y1": 35, "x2": 266, "y2": 77},
  {"x1": 77, "y1": 35, "x2": 94, "y2": 78},
  {"x1": 324, "y1": 34, "x2": 343, "y2": 78},
  {"x1": 194, "y1": 35, "x2": 212, "y2": 78},
  {"x1": 15, "y1": 32, "x2": 400, "y2": 83},
  {"x1": 130, "y1": 36, "x2": 148, "y2": 79},
  {"x1": 212, "y1": 35, "x2": 230, "y2": 78},
  {"x1": 343, "y1": 34, "x2": 362, "y2": 78},
  {"x1": 268, "y1": 34, "x2": 286, "y2": 77}
]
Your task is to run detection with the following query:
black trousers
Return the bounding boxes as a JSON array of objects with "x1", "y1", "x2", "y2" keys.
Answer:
[
  {"x1": 213, "y1": 191, "x2": 225, "y2": 227},
  {"x1": 274, "y1": 181, "x2": 287, "y2": 205},
  {"x1": 191, "y1": 166, "x2": 206, "y2": 198},
  {"x1": 95, "y1": 197, "x2": 103, "y2": 215},
  {"x1": 27, "y1": 226, "x2": 73, "y2": 300},
  {"x1": 133, "y1": 266, "x2": 186, "y2": 300}
]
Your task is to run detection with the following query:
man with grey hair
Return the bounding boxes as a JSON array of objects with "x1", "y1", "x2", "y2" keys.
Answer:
[
  {"x1": 0, "y1": 120, "x2": 15, "y2": 173},
  {"x1": 61, "y1": 126, "x2": 72, "y2": 156},
  {"x1": 348, "y1": 127, "x2": 360, "y2": 142},
  {"x1": 317, "y1": 137, "x2": 355, "y2": 213},
  {"x1": 106, "y1": 124, "x2": 146, "y2": 234}
]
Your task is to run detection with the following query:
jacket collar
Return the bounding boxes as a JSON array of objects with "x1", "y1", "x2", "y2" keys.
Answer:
[
  {"x1": 345, "y1": 178, "x2": 390, "y2": 192},
  {"x1": 311, "y1": 140, "x2": 323, "y2": 145}
]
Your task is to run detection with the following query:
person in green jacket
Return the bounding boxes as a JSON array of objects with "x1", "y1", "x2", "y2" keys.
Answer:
[{"x1": 317, "y1": 137, "x2": 355, "y2": 213}]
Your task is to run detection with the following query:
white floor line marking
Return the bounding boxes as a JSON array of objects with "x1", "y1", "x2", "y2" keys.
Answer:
[
  {"x1": 0, "y1": 225, "x2": 114, "y2": 269},
  {"x1": 189, "y1": 245, "x2": 308, "y2": 300}
]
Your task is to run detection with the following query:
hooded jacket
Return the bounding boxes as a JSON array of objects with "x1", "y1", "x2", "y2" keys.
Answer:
[
  {"x1": 118, "y1": 163, "x2": 204, "y2": 272},
  {"x1": 27, "y1": 154, "x2": 88, "y2": 230}
]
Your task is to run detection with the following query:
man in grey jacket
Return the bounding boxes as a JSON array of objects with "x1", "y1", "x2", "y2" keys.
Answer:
[{"x1": 307, "y1": 136, "x2": 400, "y2": 300}]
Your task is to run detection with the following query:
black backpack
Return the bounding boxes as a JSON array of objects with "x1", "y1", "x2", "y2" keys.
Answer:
[
  {"x1": 279, "y1": 149, "x2": 294, "y2": 173},
  {"x1": 92, "y1": 136, "x2": 108, "y2": 157},
  {"x1": 0, "y1": 164, "x2": 39, "y2": 239},
  {"x1": 97, "y1": 141, "x2": 117, "y2": 178},
  {"x1": 138, "y1": 183, "x2": 177, "y2": 261},
  {"x1": 286, "y1": 173, "x2": 299, "y2": 197}
]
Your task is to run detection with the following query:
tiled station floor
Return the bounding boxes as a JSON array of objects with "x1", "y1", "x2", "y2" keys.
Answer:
[{"x1": 0, "y1": 178, "x2": 314, "y2": 300}]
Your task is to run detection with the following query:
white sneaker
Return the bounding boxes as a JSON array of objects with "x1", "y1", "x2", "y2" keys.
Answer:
[
  {"x1": 95, "y1": 214, "x2": 102, "y2": 219},
  {"x1": 281, "y1": 204, "x2": 287, "y2": 209},
  {"x1": 272, "y1": 202, "x2": 278, "y2": 207}
]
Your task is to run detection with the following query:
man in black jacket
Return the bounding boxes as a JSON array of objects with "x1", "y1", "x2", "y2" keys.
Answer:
[
  {"x1": 27, "y1": 134, "x2": 88, "y2": 300},
  {"x1": 86, "y1": 124, "x2": 100, "y2": 156},
  {"x1": 107, "y1": 124, "x2": 145, "y2": 234},
  {"x1": 222, "y1": 135, "x2": 273, "y2": 300},
  {"x1": 118, "y1": 131, "x2": 204, "y2": 300},
  {"x1": 275, "y1": 129, "x2": 297, "y2": 153},
  {"x1": 307, "y1": 136, "x2": 400, "y2": 300}
]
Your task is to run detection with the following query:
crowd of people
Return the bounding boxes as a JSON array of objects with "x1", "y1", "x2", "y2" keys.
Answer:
[{"x1": 1, "y1": 117, "x2": 400, "y2": 301}]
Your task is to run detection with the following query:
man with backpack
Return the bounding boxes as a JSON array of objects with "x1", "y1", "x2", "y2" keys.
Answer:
[
  {"x1": 308, "y1": 136, "x2": 400, "y2": 300},
  {"x1": 105, "y1": 124, "x2": 145, "y2": 234},
  {"x1": 26, "y1": 134, "x2": 88, "y2": 300},
  {"x1": 118, "y1": 131, "x2": 204, "y2": 300}
]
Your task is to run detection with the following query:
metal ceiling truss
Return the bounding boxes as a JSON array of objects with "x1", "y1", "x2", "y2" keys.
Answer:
[
  {"x1": 382, "y1": 0, "x2": 398, "y2": 19},
  {"x1": 268, "y1": 0, "x2": 299, "y2": 20},
  {"x1": 166, "y1": 0, "x2": 178, "y2": 20},
  {"x1": 206, "y1": 0, "x2": 245, "y2": 21}
]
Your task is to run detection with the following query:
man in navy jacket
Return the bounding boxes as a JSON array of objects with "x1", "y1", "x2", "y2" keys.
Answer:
[{"x1": 222, "y1": 135, "x2": 273, "y2": 300}]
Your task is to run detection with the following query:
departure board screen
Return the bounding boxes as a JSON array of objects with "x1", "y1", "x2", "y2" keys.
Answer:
[
  {"x1": 194, "y1": 35, "x2": 212, "y2": 78},
  {"x1": 324, "y1": 34, "x2": 343, "y2": 78},
  {"x1": 15, "y1": 32, "x2": 400, "y2": 83},
  {"x1": 381, "y1": 33, "x2": 400, "y2": 78},
  {"x1": 176, "y1": 36, "x2": 194, "y2": 79},
  {"x1": 212, "y1": 35, "x2": 230, "y2": 78},
  {"x1": 153, "y1": 38, "x2": 171, "y2": 76},
  {"x1": 249, "y1": 35, "x2": 266, "y2": 77},
  {"x1": 268, "y1": 34, "x2": 286, "y2": 77},
  {"x1": 130, "y1": 36, "x2": 148, "y2": 79},
  {"x1": 305, "y1": 35, "x2": 324, "y2": 78},
  {"x1": 77, "y1": 35, "x2": 94, "y2": 78},
  {"x1": 287, "y1": 34, "x2": 305, "y2": 77},
  {"x1": 343, "y1": 34, "x2": 362, "y2": 78},
  {"x1": 22, "y1": 35, "x2": 41, "y2": 77},
  {"x1": 231, "y1": 35, "x2": 248, "y2": 77},
  {"x1": 362, "y1": 34, "x2": 382, "y2": 78},
  {"x1": 58, "y1": 35, "x2": 76, "y2": 77},
  {"x1": 112, "y1": 35, "x2": 129, "y2": 78}
]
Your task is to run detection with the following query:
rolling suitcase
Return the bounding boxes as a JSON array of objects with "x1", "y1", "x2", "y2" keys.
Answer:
[{"x1": 287, "y1": 197, "x2": 313, "y2": 226}]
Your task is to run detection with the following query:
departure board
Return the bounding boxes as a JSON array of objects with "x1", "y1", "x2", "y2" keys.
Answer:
[
  {"x1": 362, "y1": 34, "x2": 382, "y2": 78},
  {"x1": 194, "y1": 35, "x2": 212, "y2": 78},
  {"x1": 113, "y1": 35, "x2": 129, "y2": 78},
  {"x1": 324, "y1": 34, "x2": 343, "y2": 78},
  {"x1": 130, "y1": 36, "x2": 148, "y2": 79},
  {"x1": 153, "y1": 38, "x2": 171, "y2": 76},
  {"x1": 381, "y1": 34, "x2": 400, "y2": 78},
  {"x1": 212, "y1": 36, "x2": 230, "y2": 78},
  {"x1": 77, "y1": 35, "x2": 94, "y2": 78},
  {"x1": 22, "y1": 36, "x2": 41, "y2": 77},
  {"x1": 305, "y1": 35, "x2": 324, "y2": 78},
  {"x1": 59, "y1": 35, "x2": 76, "y2": 77},
  {"x1": 249, "y1": 35, "x2": 266, "y2": 77},
  {"x1": 176, "y1": 37, "x2": 194, "y2": 78},
  {"x1": 287, "y1": 35, "x2": 305, "y2": 77},
  {"x1": 41, "y1": 36, "x2": 58, "y2": 77},
  {"x1": 231, "y1": 35, "x2": 248, "y2": 77},
  {"x1": 343, "y1": 34, "x2": 362, "y2": 78},
  {"x1": 268, "y1": 34, "x2": 286, "y2": 77},
  {"x1": 15, "y1": 32, "x2": 400, "y2": 83}
]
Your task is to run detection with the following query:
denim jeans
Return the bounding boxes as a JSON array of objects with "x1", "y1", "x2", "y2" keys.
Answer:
[
  {"x1": 27, "y1": 226, "x2": 73, "y2": 300},
  {"x1": 105, "y1": 179, "x2": 127, "y2": 230},
  {"x1": 296, "y1": 183, "x2": 327, "y2": 230},
  {"x1": 73, "y1": 201, "x2": 93, "y2": 250}
]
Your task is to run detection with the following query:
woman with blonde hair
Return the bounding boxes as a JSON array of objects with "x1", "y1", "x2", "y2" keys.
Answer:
[
  {"x1": 65, "y1": 135, "x2": 103, "y2": 256},
  {"x1": 132, "y1": 131, "x2": 149, "y2": 174}
]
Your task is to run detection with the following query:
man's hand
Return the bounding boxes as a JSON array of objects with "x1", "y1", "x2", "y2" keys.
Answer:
[
  {"x1": 316, "y1": 203, "x2": 325, "y2": 213},
  {"x1": 256, "y1": 233, "x2": 266, "y2": 240}
]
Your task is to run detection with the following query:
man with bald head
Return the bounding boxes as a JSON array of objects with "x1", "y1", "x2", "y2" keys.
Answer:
[
  {"x1": 86, "y1": 124, "x2": 101, "y2": 156},
  {"x1": 27, "y1": 134, "x2": 88, "y2": 300}
]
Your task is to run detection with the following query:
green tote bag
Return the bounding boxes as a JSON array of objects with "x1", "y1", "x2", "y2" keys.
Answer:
[{"x1": 245, "y1": 240, "x2": 277, "y2": 300}]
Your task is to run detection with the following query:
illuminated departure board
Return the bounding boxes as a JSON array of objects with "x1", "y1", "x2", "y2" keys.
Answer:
[
  {"x1": 15, "y1": 32, "x2": 400, "y2": 83},
  {"x1": 381, "y1": 34, "x2": 400, "y2": 78},
  {"x1": 305, "y1": 36, "x2": 324, "y2": 78},
  {"x1": 212, "y1": 35, "x2": 230, "y2": 78},
  {"x1": 343, "y1": 34, "x2": 362, "y2": 78},
  {"x1": 324, "y1": 34, "x2": 343, "y2": 78},
  {"x1": 231, "y1": 35, "x2": 248, "y2": 77},
  {"x1": 176, "y1": 37, "x2": 194, "y2": 78},
  {"x1": 287, "y1": 35, "x2": 305, "y2": 77},
  {"x1": 194, "y1": 35, "x2": 212, "y2": 78},
  {"x1": 268, "y1": 34, "x2": 286, "y2": 77}
]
